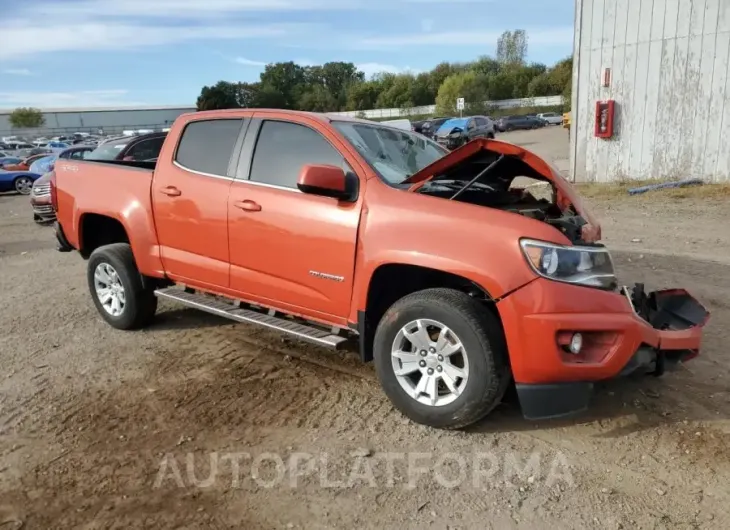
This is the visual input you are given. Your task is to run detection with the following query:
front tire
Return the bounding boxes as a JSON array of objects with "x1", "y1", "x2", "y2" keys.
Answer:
[
  {"x1": 87, "y1": 243, "x2": 157, "y2": 330},
  {"x1": 373, "y1": 288, "x2": 510, "y2": 429}
]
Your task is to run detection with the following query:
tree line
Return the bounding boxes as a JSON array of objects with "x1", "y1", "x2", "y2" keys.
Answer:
[{"x1": 197, "y1": 30, "x2": 573, "y2": 116}]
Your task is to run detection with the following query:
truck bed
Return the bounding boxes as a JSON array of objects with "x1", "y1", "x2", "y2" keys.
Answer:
[{"x1": 54, "y1": 158, "x2": 158, "y2": 259}]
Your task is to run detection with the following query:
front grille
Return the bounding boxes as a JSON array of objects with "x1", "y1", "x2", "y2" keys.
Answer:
[
  {"x1": 33, "y1": 205, "x2": 55, "y2": 215},
  {"x1": 33, "y1": 184, "x2": 51, "y2": 196}
]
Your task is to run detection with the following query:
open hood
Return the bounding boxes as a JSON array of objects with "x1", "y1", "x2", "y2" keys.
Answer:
[{"x1": 404, "y1": 138, "x2": 601, "y2": 243}]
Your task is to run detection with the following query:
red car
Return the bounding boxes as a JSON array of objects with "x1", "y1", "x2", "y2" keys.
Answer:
[{"x1": 3, "y1": 153, "x2": 49, "y2": 172}]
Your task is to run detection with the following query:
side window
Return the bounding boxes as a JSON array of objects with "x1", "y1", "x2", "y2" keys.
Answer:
[
  {"x1": 126, "y1": 137, "x2": 166, "y2": 161},
  {"x1": 175, "y1": 119, "x2": 243, "y2": 176},
  {"x1": 474, "y1": 117, "x2": 487, "y2": 127},
  {"x1": 249, "y1": 121, "x2": 344, "y2": 189},
  {"x1": 69, "y1": 150, "x2": 85, "y2": 160},
  {"x1": 466, "y1": 119, "x2": 476, "y2": 130}
]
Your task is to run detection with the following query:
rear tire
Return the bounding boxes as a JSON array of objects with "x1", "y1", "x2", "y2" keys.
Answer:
[
  {"x1": 87, "y1": 243, "x2": 157, "y2": 330},
  {"x1": 373, "y1": 288, "x2": 511, "y2": 430}
]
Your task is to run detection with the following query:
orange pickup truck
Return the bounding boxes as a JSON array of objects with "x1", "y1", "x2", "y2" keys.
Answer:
[{"x1": 51, "y1": 109, "x2": 709, "y2": 429}]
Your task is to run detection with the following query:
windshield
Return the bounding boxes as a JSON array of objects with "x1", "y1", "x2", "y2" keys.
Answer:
[
  {"x1": 87, "y1": 138, "x2": 129, "y2": 160},
  {"x1": 333, "y1": 121, "x2": 447, "y2": 185}
]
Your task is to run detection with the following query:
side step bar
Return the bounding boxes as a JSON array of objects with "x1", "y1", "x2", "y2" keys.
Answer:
[{"x1": 154, "y1": 287, "x2": 350, "y2": 350}]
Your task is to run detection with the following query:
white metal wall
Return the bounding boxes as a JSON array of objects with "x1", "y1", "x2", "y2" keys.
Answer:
[{"x1": 571, "y1": 0, "x2": 730, "y2": 182}]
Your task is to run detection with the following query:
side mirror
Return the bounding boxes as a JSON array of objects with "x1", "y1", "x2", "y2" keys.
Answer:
[{"x1": 297, "y1": 164, "x2": 357, "y2": 202}]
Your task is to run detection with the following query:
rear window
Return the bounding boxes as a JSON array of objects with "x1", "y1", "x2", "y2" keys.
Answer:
[
  {"x1": 87, "y1": 138, "x2": 129, "y2": 160},
  {"x1": 175, "y1": 119, "x2": 243, "y2": 177}
]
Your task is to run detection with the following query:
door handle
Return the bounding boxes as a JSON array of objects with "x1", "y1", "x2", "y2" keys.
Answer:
[
  {"x1": 234, "y1": 200, "x2": 262, "y2": 212},
  {"x1": 160, "y1": 186, "x2": 181, "y2": 197}
]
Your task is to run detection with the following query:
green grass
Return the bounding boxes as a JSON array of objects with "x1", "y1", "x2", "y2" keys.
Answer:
[{"x1": 576, "y1": 180, "x2": 730, "y2": 200}]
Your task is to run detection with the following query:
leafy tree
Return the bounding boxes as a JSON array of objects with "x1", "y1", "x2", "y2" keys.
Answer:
[
  {"x1": 375, "y1": 74, "x2": 414, "y2": 108},
  {"x1": 259, "y1": 61, "x2": 307, "y2": 109},
  {"x1": 298, "y1": 85, "x2": 339, "y2": 112},
  {"x1": 197, "y1": 30, "x2": 574, "y2": 115},
  {"x1": 483, "y1": 72, "x2": 515, "y2": 101},
  {"x1": 435, "y1": 71, "x2": 488, "y2": 115},
  {"x1": 527, "y1": 73, "x2": 556, "y2": 97},
  {"x1": 9, "y1": 107, "x2": 45, "y2": 128},
  {"x1": 497, "y1": 30, "x2": 528, "y2": 65},
  {"x1": 346, "y1": 81, "x2": 382, "y2": 111}
]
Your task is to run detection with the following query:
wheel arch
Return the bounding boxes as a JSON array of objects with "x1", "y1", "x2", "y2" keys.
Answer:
[
  {"x1": 77, "y1": 212, "x2": 132, "y2": 259},
  {"x1": 356, "y1": 262, "x2": 502, "y2": 362}
]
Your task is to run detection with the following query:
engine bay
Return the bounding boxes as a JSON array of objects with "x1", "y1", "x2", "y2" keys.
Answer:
[{"x1": 415, "y1": 151, "x2": 589, "y2": 243}]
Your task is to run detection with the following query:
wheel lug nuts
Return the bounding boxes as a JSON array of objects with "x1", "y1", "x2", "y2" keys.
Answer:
[
  {"x1": 420, "y1": 350, "x2": 427, "y2": 357},
  {"x1": 437, "y1": 355, "x2": 444, "y2": 362},
  {"x1": 436, "y1": 366, "x2": 443, "y2": 372},
  {"x1": 427, "y1": 368, "x2": 434, "y2": 375},
  {"x1": 429, "y1": 347, "x2": 436, "y2": 353},
  {"x1": 419, "y1": 360, "x2": 426, "y2": 368}
]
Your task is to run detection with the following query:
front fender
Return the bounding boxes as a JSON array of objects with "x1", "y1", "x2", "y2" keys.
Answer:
[{"x1": 348, "y1": 179, "x2": 568, "y2": 321}]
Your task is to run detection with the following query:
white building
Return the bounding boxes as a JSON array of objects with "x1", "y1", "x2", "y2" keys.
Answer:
[
  {"x1": 570, "y1": 0, "x2": 730, "y2": 183},
  {"x1": 0, "y1": 105, "x2": 195, "y2": 138}
]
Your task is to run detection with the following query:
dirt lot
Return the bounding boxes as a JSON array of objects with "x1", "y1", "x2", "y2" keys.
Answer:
[{"x1": 1, "y1": 128, "x2": 729, "y2": 529}]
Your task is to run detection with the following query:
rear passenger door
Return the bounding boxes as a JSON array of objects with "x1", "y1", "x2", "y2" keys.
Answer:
[
  {"x1": 153, "y1": 118, "x2": 247, "y2": 288},
  {"x1": 227, "y1": 115, "x2": 363, "y2": 322}
]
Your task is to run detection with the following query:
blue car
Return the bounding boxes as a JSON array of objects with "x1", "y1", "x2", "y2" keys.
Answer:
[
  {"x1": 0, "y1": 170, "x2": 42, "y2": 195},
  {"x1": 47, "y1": 141, "x2": 70, "y2": 152},
  {"x1": 29, "y1": 155, "x2": 57, "y2": 175}
]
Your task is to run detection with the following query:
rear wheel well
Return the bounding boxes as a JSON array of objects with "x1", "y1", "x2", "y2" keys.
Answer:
[
  {"x1": 79, "y1": 214, "x2": 129, "y2": 259},
  {"x1": 360, "y1": 264, "x2": 497, "y2": 362}
]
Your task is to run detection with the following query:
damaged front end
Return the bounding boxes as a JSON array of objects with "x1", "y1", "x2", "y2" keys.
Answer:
[
  {"x1": 620, "y1": 284, "x2": 710, "y2": 376},
  {"x1": 404, "y1": 138, "x2": 601, "y2": 245}
]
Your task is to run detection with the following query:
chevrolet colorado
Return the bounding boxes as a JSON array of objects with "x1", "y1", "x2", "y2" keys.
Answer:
[{"x1": 52, "y1": 109, "x2": 709, "y2": 429}]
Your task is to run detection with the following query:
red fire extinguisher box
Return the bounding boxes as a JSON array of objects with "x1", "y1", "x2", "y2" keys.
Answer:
[{"x1": 594, "y1": 100, "x2": 615, "y2": 138}]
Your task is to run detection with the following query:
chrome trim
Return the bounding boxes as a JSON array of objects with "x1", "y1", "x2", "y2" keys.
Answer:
[
  {"x1": 230, "y1": 178, "x2": 302, "y2": 193},
  {"x1": 172, "y1": 160, "x2": 233, "y2": 181},
  {"x1": 309, "y1": 270, "x2": 345, "y2": 282}
]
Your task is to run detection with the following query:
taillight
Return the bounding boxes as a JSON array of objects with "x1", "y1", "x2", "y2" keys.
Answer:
[{"x1": 50, "y1": 171, "x2": 58, "y2": 211}]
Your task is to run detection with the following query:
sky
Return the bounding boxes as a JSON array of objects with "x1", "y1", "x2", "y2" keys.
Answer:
[{"x1": 0, "y1": 0, "x2": 575, "y2": 109}]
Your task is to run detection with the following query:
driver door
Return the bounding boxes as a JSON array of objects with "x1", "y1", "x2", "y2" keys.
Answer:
[{"x1": 227, "y1": 116, "x2": 364, "y2": 322}]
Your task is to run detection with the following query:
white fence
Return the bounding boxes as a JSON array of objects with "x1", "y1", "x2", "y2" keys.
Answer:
[{"x1": 331, "y1": 95, "x2": 563, "y2": 119}]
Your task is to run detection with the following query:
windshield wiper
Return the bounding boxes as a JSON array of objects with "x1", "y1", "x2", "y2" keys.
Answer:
[{"x1": 449, "y1": 155, "x2": 504, "y2": 200}]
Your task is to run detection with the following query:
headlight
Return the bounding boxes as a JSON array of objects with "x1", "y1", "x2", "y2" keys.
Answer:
[
  {"x1": 449, "y1": 132, "x2": 461, "y2": 138},
  {"x1": 520, "y1": 239, "x2": 616, "y2": 290}
]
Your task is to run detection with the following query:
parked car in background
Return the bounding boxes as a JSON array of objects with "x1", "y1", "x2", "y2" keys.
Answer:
[
  {"x1": 420, "y1": 117, "x2": 451, "y2": 139},
  {"x1": 0, "y1": 153, "x2": 48, "y2": 172},
  {"x1": 0, "y1": 170, "x2": 42, "y2": 195},
  {"x1": 4, "y1": 141, "x2": 34, "y2": 150},
  {"x1": 58, "y1": 145, "x2": 95, "y2": 160},
  {"x1": 379, "y1": 119, "x2": 413, "y2": 132},
  {"x1": 434, "y1": 116, "x2": 496, "y2": 150},
  {"x1": 86, "y1": 131, "x2": 167, "y2": 162},
  {"x1": 537, "y1": 112, "x2": 563, "y2": 125},
  {"x1": 495, "y1": 115, "x2": 545, "y2": 132},
  {"x1": 30, "y1": 172, "x2": 55, "y2": 224},
  {"x1": 29, "y1": 155, "x2": 57, "y2": 175},
  {"x1": 0, "y1": 157, "x2": 23, "y2": 168},
  {"x1": 27, "y1": 146, "x2": 96, "y2": 223},
  {"x1": 47, "y1": 141, "x2": 71, "y2": 152},
  {"x1": 411, "y1": 120, "x2": 428, "y2": 134},
  {"x1": 29, "y1": 147, "x2": 53, "y2": 156}
]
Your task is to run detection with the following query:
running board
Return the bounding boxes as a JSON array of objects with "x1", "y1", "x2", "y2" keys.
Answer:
[{"x1": 154, "y1": 287, "x2": 349, "y2": 349}]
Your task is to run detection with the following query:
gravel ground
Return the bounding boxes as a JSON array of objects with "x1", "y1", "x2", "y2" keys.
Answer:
[{"x1": 1, "y1": 128, "x2": 729, "y2": 529}]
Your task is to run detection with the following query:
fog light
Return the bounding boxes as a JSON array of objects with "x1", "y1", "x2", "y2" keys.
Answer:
[{"x1": 569, "y1": 333, "x2": 583, "y2": 354}]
